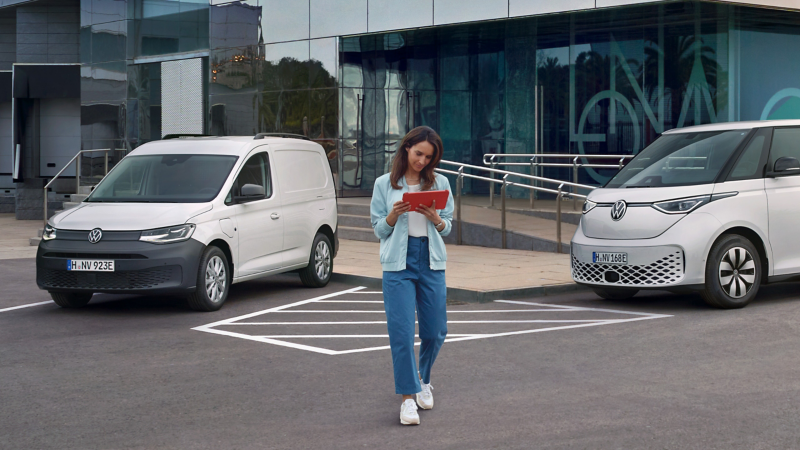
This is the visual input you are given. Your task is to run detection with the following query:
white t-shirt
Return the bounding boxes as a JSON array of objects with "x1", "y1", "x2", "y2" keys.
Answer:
[{"x1": 407, "y1": 184, "x2": 428, "y2": 238}]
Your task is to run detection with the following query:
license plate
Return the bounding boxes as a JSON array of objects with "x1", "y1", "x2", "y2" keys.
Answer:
[
  {"x1": 67, "y1": 260, "x2": 115, "y2": 272},
  {"x1": 592, "y1": 252, "x2": 628, "y2": 265}
]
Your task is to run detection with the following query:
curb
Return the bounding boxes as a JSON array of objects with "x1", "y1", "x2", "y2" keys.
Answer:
[{"x1": 331, "y1": 273, "x2": 591, "y2": 303}]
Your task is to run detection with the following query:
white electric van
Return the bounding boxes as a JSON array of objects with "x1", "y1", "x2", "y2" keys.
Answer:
[
  {"x1": 572, "y1": 120, "x2": 800, "y2": 309},
  {"x1": 36, "y1": 134, "x2": 338, "y2": 312}
]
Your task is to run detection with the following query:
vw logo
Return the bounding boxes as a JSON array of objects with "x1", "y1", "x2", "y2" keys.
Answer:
[
  {"x1": 88, "y1": 228, "x2": 103, "y2": 244},
  {"x1": 610, "y1": 200, "x2": 627, "y2": 221}
]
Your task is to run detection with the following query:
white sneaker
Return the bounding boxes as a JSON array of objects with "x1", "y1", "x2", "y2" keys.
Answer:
[
  {"x1": 416, "y1": 382, "x2": 434, "y2": 410},
  {"x1": 400, "y1": 399, "x2": 420, "y2": 425}
]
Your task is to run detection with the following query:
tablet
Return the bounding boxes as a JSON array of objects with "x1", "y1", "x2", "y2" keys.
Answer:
[{"x1": 402, "y1": 190, "x2": 449, "y2": 212}]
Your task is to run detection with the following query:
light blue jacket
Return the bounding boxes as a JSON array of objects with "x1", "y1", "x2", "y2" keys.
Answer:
[{"x1": 370, "y1": 172, "x2": 455, "y2": 272}]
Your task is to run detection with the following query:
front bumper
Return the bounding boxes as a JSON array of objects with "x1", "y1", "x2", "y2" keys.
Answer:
[
  {"x1": 570, "y1": 212, "x2": 723, "y2": 291},
  {"x1": 36, "y1": 235, "x2": 206, "y2": 295}
]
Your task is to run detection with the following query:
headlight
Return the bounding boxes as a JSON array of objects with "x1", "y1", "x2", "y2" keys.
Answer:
[
  {"x1": 582, "y1": 199, "x2": 597, "y2": 214},
  {"x1": 652, "y1": 195, "x2": 710, "y2": 214},
  {"x1": 42, "y1": 224, "x2": 57, "y2": 241},
  {"x1": 139, "y1": 224, "x2": 196, "y2": 244}
]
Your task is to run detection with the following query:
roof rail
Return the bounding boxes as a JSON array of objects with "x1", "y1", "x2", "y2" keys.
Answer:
[
  {"x1": 253, "y1": 133, "x2": 311, "y2": 141},
  {"x1": 163, "y1": 134, "x2": 215, "y2": 140}
]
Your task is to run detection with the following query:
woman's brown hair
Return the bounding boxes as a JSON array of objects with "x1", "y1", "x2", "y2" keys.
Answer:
[{"x1": 389, "y1": 126, "x2": 444, "y2": 191}]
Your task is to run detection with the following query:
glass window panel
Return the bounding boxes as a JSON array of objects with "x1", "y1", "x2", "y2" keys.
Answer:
[
  {"x1": 92, "y1": 0, "x2": 127, "y2": 25},
  {"x1": 261, "y1": 40, "x2": 309, "y2": 91},
  {"x1": 729, "y1": 133, "x2": 767, "y2": 180},
  {"x1": 339, "y1": 35, "x2": 376, "y2": 88},
  {"x1": 261, "y1": 0, "x2": 309, "y2": 43},
  {"x1": 209, "y1": 92, "x2": 259, "y2": 136},
  {"x1": 310, "y1": 37, "x2": 337, "y2": 88},
  {"x1": 258, "y1": 90, "x2": 310, "y2": 136},
  {"x1": 310, "y1": 0, "x2": 367, "y2": 39},
  {"x1": 210, "y1": 47, "x2": 258, "y2": 94},
  {"x1": 210, "y1": 2, "x2": 260, "y2": 50},
  {"x1": 92, "y1": 20, "x2": 127, "y2": 63},
  {"x1": 135, "y1": 0, "x2": 208, "y2": 57},
  {"x1": 310, "y1": 88, "x2": 338, "y2": 139}
]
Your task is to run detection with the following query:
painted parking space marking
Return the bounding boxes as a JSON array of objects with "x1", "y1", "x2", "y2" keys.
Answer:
[
  {"x1": 192, "y1": 287, "x2": 672, "y2": 355},
  {"x1": 0, "y1": 301, "x2": 54, "y2": 314}
]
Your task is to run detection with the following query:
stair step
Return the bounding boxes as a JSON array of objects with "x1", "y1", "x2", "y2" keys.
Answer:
[
  {"x1": 337, "y1": 203, "x2": 370, "y2": 216},
  {"x1": 78, "y1": 186, "x2": 93, "y2": 195},
  {"x1": 337, "y1": 213, "x2": 371, "y2": 228},
  {"x1": 62, "y1": 202, "x2": 80, "y2": 210},
  {"x1": 37, "y1": 228, "x2": 43, "y2": 237},
  {"x1": 29, "y1": 237, "x2": 41, "y2": 246},
  {"x1": 338, "y1": 226, "x2": 379, "y2": 243},
  {"x1": 70, "y1": 194, "x2": 89, "y2": 203}
]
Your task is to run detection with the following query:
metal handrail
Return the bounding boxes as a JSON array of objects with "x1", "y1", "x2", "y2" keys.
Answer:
[
  {"x1": 482, "y1": 153, "x2": 635, "y2": 209},
  {"x1": 43, "y1": 148, "x2": 119, "y2": 227},
  {"x1": 435, "y1": 160, "x2": 592, "y2": 253}
]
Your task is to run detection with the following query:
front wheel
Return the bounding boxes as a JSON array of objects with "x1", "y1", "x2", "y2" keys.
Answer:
[
  {"x1": 592, "y1": 287, "x2": 638, "y2": 300},
  {"x1": 187, "y1": 246, "x2": 230, "y2": 312},
  {"x1": 300, "y1": 233, "x2": 333, "y2": 288},
  {"x1": 701, "y1": 235, "x2": 761, "y2": 309},
  {"x1": 50, "y1": 292, "x2": 92, "y2": 308}
]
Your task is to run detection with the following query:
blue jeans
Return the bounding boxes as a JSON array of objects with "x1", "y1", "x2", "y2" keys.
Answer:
[{"x1": 382, "y1": 236, "x2": 448, "y2": 395}]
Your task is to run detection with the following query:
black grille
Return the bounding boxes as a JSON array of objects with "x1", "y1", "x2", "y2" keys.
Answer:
[
  {"x1": 38, "y1": 266, "x2": 181, "y2": 290},
  {"x1": 42, "y1": 253, "x2": 148, "y2": 260}
]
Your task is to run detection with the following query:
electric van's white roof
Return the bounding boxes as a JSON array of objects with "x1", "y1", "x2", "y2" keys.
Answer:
[
  {"x1": 129, "y1": 136, "x2": 320, "y2": 156},
  {"x1": 664, "y1": 119, "x2": 800, "y2": 134}
]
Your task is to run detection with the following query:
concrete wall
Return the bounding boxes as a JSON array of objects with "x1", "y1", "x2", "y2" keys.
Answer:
[{"x1": 16, "y1": 2, "x2": 79, "y2": 64}]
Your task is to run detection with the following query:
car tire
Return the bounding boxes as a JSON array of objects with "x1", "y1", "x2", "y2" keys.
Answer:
[
  {"x1": 701, "y1": 234, "x2": 761, "y2": 309},
  {"x1": 50, "y1": 291, "x2": 93, "y2": 308},
  {"x1": 300, "y1": 233, "x2": 333, "y2": 288},
  {"x1": 592, "y1": 287, "x2": 638, "y2": 300},
  {"x1": 187, "y1": 246, "x2": 230, "y2": 312}
]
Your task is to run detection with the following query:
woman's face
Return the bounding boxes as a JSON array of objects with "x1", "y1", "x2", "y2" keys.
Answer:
[{"x1": 406, "y1": 140, "x2": 435, "y2": 175}]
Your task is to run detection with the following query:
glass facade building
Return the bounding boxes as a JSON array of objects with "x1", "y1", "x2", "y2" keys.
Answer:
[{"x1": 8, "y1": 0, "x2": 800, "y2": 206}]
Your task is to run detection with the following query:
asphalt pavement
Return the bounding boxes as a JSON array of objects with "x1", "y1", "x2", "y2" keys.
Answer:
[{"x1": 2, "y1": 257, "x2": 800, "y2": 449}]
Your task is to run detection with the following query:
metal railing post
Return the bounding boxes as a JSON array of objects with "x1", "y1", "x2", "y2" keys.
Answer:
[
  {"x1": 501, "y1": 174, "x2": 508, "y2": 249},
  {"x1": 76, "y1": 152, "x2": 81, "y2": 193},
  {"x1": 529, "y1": 156, "x2": 536, "y2": 209},
  {"x1": 42, "y1": 186, "x2": 48, "y2": 228},
  {"x1": 556, "y1": 183, "x2": 563, "y2": 254},
  {"x1": 489, "y1": 155, "x2": 496, "y2": 207},
  {"x1": 619, "y1": 157, "x2": 624, "y2": 171},
  {"x1": 572, "y1": 156, "x2": 579, "y2": 211},
  {"x1": 456, "y1": 167, "x2": 463, "y2": 245},
  {"x1": 104, "y1": 151, "x2": 109, "y2": 176}
]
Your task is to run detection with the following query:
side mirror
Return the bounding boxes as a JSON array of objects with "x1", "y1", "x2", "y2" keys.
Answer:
[
  {"x1": 233, "y1": 183, "x2": 266, "y2": 203},
  {"x1": 768, "y1": 156, "x2": 800, "y2": 178},
  {"x1": 774, "y1": 156, "x2": 800, "y2": 173}
]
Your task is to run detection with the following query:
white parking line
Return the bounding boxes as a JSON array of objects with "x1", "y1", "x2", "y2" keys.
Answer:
[
  {"x1": 0, "y1": 301, "x2": 54, "y2": 313},
  {"x1": 193, "y1": 287, "x2": 674, "y2": 355}
]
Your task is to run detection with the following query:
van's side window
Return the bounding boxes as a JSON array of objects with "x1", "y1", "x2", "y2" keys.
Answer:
[
  {"x1": 728, "y1": 129, "x2": 770, "y2": 181},
  {"x1": 767, "y1": 127, "x2": 800, "y2": 175},
  {"x1": 229, "y1": 153, "x2": 272, "y2": 202}
]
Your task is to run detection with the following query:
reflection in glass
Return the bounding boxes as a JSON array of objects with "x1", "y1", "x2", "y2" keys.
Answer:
[
  {"x1": 261, "y1": 40, "x2": 309, "y2": 91},
  {"x1": 210, "y1": 2, "x2": 260, "y2": 50},
  {"x1": 310, "y1": 38, "x2": 337, "y2": 88},
  {"x1": 135, "y1": 0, "x2": 209, "y2": 57},
  {"x1": 259, "y1": 90, "x2": 310, "y2": 136},
  {"x1": 91, "y1": 20, "x2": 127, "y2": 63},
  {"x1": 210, "y1": 47, "x2": 258, "y2": 94},
  {"x1": 261, "y1": 0, "x2": 309, "y2": 43},
  {"x1": 209, "y1": 92, "x2": 259, "y2": 136}
]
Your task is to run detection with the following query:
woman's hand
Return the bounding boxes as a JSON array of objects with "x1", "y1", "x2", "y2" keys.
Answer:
[
  {"x1": 417, "y1": 201, "x2": 443, "y2": 230},
  {"x1": 386, "y1": 200, "x2": 411, "y2": 227}
]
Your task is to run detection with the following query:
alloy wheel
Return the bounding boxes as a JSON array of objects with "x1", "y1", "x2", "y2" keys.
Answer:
[
  {"x1": 718, "y1": 247, "x2": 756, "y2": 299},
  {"x1": 314, "y1": 241, "x2": 331, "y2": 280},
  {"x1": 205, "y1": 255, "x2": 227, "y2": 303}
]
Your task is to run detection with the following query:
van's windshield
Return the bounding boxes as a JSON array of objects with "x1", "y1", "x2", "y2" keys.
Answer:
[
  {"x1": 605, "y1": 130, "x2": 751, "y2": 188},
  {"x1": 86, "y1": 154, "x2": 238, "y2": 203}
]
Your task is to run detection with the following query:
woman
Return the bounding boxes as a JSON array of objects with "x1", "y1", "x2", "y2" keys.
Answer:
[{"x1": 370, "y1": 126, "x2": 454, "y2": 426}]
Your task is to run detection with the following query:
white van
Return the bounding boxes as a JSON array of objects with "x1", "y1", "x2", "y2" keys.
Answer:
[
  {"x1": 36, "y1": 134, "x2": 338, "y2": 311},
  {"x1": 572, "y1": 120, "x2": 800, "y2": 309}
]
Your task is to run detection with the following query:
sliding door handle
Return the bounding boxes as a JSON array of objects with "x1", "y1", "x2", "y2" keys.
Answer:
[{"x1": 270, "y1": 212, "x2": 280, "y2": 220}]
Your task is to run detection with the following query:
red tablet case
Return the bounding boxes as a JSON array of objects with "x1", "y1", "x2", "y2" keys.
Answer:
[{"x1": 402, "y1": 190, "x2": 449, "y2": 212}]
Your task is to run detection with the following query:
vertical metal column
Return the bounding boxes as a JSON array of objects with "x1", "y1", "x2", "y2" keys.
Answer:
[
  {"x1": 104, "y1": 151, "x2": 109, "y2": 176},
  {"x1": 529, "y1": 156, "x2": 536, "y2": 209},
  {"x1": 75, "y1": 152, "x2": 81, "y2": 193},
  {"x1": 501, "y1": 174, "x2": 508, "y2": 249},
  {"x1": 556, "y1": 183, "x2": 563, "y2": 254},
  {"x1": 572, "y1": 156, "x2": 579, "y2": 211},
  {"x1": 489, "y1": 156, "x2": 496, "y2": 207},
  {"x1": 456, "y1": 167, "x2": 463, "y2": 245}
]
